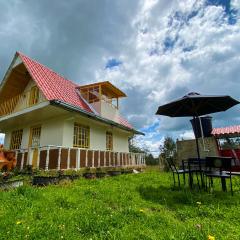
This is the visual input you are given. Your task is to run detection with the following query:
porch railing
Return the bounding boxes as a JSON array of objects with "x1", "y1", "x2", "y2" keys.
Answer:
[
  {"x1": 14, "y1": 145, "x2": 146, "y2": 170},
  {"x1": 0, "y1": 89, "x2": 45, "y2": 117}
]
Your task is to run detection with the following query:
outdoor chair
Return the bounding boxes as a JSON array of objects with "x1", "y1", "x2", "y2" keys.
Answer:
[
  {"x1": 185, "y1": 158, "x2": 206, "y2": 189},
  {"x1": 165, "y1": 157, "x2": 189, "y2": 188},
  {"x1": 205, "y1": 156, "x2": 234, "y2": 195}
]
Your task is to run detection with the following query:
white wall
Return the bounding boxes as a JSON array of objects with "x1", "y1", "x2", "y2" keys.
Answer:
[
  {"x1": 62, "y1": 114, "x2": 132, "y2": 152},
  {"x1": 4, "y1": 113, "x2": 133, "y2": 152},
  {"x1": 4, "y1": 116, "x2": 65, "y2": 149}
]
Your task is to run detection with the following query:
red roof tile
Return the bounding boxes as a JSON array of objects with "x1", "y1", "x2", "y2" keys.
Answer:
[
  {"x1": 18, "y1": 52, "x2": 92, "y2": 113},
  {"x1": 212, "y1": 125, "x2": 240, "y2": 137},
  {"x1": 17, "y1": 52, "x2": 134, "y2": 131}
]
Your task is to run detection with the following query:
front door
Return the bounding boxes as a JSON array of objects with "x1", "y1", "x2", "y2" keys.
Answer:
[{"x1": 29, "y1": 126, "x2": 41, "y2": 168}]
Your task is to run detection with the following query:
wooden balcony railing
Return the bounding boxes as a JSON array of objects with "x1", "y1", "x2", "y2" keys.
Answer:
[
  {"x1": 13, "y1": 145, "x2": 146, "y2": 170},
  {"x1": 0, "y1": 89, "x2": 45, "y2": 117}
]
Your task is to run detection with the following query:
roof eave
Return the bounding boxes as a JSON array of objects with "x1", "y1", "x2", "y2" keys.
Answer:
[{"x1": 50, "y1": 100, "x2": 144, "y2": 135}]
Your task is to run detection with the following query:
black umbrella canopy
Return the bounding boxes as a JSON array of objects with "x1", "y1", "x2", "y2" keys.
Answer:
[{"x1": 156, "y1": 92, "x2": 239, "y2": 117}]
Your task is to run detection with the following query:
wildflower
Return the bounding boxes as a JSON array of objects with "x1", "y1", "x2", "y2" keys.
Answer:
[
  {"x1": 196, "y1": 224, "x2": 202, "y2": 229},
  {"x1": 139, "y1": 209, "x2": 144, "y2": 213},
  {"x1": 16, "y1": 221, "x2": 22, "y2": 225},
  {"x1": 196, "y1": 201, "x2": 201, "y2": 205},
  {"x1": 208, "y1": 235, "x2": 215, "y2": 240}
]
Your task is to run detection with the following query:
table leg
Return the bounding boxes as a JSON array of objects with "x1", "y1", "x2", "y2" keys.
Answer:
[
  {"x1": 221, "y1": 177, "x2": 227, "y2": 192},
  {"x1": 189, "y1": 172, "x2": 193, "y2": 189}
]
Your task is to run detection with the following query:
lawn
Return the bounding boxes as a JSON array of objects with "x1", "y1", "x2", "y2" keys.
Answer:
[{"x1": 0, "y1": 167, "x2": 240, "y2": 240}]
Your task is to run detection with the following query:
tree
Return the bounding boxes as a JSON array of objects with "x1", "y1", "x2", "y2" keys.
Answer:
[
  {"x1": 129, "y1": 137, "x2": 159, "y2": 165},
  {"x1": 128, "y1": 136, "x2": 144, "y2": 153},
  {"x1": 145, "y1": 153, "x2": 159, "y2": 165},
  {"x1": 159, "y1": 136, "x2": 177, "y2": 171}
]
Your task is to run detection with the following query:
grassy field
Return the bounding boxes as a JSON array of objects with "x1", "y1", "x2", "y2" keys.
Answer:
[{"x1": 0, "y1": 167, "x2": 240, "y2": 240}]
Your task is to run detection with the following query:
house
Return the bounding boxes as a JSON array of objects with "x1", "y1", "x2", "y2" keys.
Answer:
[{"x1": 0, "y1": 52, "x2": 145, "y2": 171}]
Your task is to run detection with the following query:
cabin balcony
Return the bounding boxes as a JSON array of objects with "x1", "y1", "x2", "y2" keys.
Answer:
[
  {"x1": 13, "y1": 145, "x2": 146, "y2": 171},
  {"x1": 0, "y1": 88, "x2": 46, "y2": 118}
]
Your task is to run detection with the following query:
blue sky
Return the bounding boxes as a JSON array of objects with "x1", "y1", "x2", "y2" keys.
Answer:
[{"x1": 0, "y1": 0, "x2": 240, "y2": 153}]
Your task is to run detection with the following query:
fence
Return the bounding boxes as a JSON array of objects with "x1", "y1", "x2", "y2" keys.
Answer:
[{"x1": 14, "y1": 145, "x2": 146, "y2": 170}]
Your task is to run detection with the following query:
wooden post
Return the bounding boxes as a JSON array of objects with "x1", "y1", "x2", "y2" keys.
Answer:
[
  {"x1": 67, "y1": 148, "x2": 70, "y2": 169},
  {"x1": 110, "y1": 152, "x2": 112, "y2": 166},
  {"x1": 104, "y1": 151, "x2": 106, "y2": 167},
  {"x1": 77, "y1": 148, "x2": 81, "y2": 169},
  {"x1": 98, "y1": 150, "x2": 100, "y2": 167},
  {"x1": 21, "y1": 151, "x2": 25, "y2": 170},
  {"x1": 27, "y1": 148, "x2": 33, "y2": 166},
  {"x1": 45, "y1": 146, "x2": 50, "y2": 170},
  {"x1": 92, "y1": 151, "x2": 94, "y2": 168},
  {"x1": 113, "y1": 152, "x2": 115, "y2": 166},
  {"x1": 85, "y1": 150, "x2": 88, "y2": 167},
  {"x1": 37, "y1": 149, "x2": 40, "y2": 169},
  {"x1": 15, "y1": 151, "x2": 18, "y2": 165},
  {"x1": 57, "y1": 147, "x2": 61, "y2": 170}
]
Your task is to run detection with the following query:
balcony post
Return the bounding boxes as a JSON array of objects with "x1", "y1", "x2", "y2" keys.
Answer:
[
  {"x1": 57, "y1": 147, "x2": 61, "y2": 170},
  {"x1": 76, "y1": 148, "x2": 81, "y2": 169},
  {"x1": 21, "y1": 151, "x2": 25, "y2": 170},
  {"x1": 103, "y1": 151, "x2": 106, "y2": 167},
  {"x1": 37, "y1": 149, "x2": 40, "y2": 169},
  {"x1": 98, "y1": 150, "x2": 100, "y2": 167},
  {"x1": 92, "y1": 150, "x2": 94, "y2": 168},
  {"x1": 67, "y1": 148, "x2": 70, "y2": 169},
  {"x1": 113, "y1": 152, "x2": 119, "y2": 166},
  {"x1": 85, "y1": 150, "x2": 88, "y2": 167},
  {"x1": 27, "y1": 147, "x2": 33, "y2": 166},
  {"x1": 45, "y1": 146, "x2": 50, "y2": 170},
  {"x1": 15, "y1": 151, "x2": 18, "y2": 164},
  {"x1": 109, "y1": 152, "x2": 112, "y2": 167}
]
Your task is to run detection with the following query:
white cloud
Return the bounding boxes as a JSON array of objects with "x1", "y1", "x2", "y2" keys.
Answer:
[
  {"x1": 96, "y1": 0, "x2": 240, "y2": 144},
  {"x1": 0, "y1": 0, "x2": 240, "y2": 153},
  {"x1": 179, "y1": 130, "x2": 195, "y2": 140}
]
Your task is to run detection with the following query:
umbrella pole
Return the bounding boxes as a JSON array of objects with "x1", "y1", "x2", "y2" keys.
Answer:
[
  {"x1": 194, "y1": 116, "x2": 204, "y2": 188},
  {"x1": 194, "y1": 116, "x2": 200, "y2": 159}
]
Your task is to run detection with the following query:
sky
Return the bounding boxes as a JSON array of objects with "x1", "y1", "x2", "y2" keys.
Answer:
[{"x1": 0, "y1": 0, "x2": 240, "y2": 154}]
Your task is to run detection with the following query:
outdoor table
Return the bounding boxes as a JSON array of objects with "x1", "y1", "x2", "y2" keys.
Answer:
[
  {"x1": 183, "y1": 158, "x2": 206, "y2": 189},
  {"x1": 205, "y1": 156, "x2": 233, "y2": 192}
]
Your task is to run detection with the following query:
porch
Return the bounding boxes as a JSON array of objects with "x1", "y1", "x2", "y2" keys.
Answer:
[{"x1": 14, "y1": 145, "x2": 146, "y2": 170}]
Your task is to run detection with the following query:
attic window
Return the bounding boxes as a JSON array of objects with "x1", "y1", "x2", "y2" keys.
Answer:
[{"x1": 29, "y1": 86, "x2": 39, "y2": 106}]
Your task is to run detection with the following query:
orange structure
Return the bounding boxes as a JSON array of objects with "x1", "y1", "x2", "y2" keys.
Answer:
[{"x1": 0, "y1": 145, "x2": 17, "y2": 171}]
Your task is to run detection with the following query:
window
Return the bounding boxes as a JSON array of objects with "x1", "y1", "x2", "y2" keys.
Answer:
[
  {"x1": 73, "y1": 123, "x2": 90, "y2": 148},
  {"x1": 10, "y1": 129, "x2": 23, "y2": 150},
  {"x1": 106, "y1": 131, "x2": 113, "y2": 151},
  {"x1": 29, "y1": 126, "x2": 41, "y2": 147},
  {"x1": 29, "y1": 86, "x2": 39, "y2": 106}
]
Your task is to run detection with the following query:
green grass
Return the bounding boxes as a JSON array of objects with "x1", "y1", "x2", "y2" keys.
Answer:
[{"x1": 1, "y1": 167, "x2": 240, "y2": 240}]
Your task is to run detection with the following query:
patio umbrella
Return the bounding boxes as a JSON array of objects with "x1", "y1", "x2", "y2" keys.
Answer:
[{"x1": 156, "y1": 92, "x2": 239, "y2": 159}]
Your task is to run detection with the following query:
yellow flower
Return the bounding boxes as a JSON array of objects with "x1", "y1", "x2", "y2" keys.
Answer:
[
  {"x1": 16, "y1": 221, "x2": 22, "y2": 225},
  {"x1": 139, "y1": 209, "x2": 144, "y2": 213},
  {"x1": 208, "y1": 235, "x2": 215, "y2": 240}
]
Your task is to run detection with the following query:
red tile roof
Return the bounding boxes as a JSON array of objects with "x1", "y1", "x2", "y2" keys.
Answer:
[
  {"x1": 17, "y1": 52, "x2": 134, "y2": 130},
  {"x1": 212, "y1": 125, "x2": 240, "y2": 137},
  {"x1": 18, "y1": 52, "x2": 92, "y2": 113}
]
